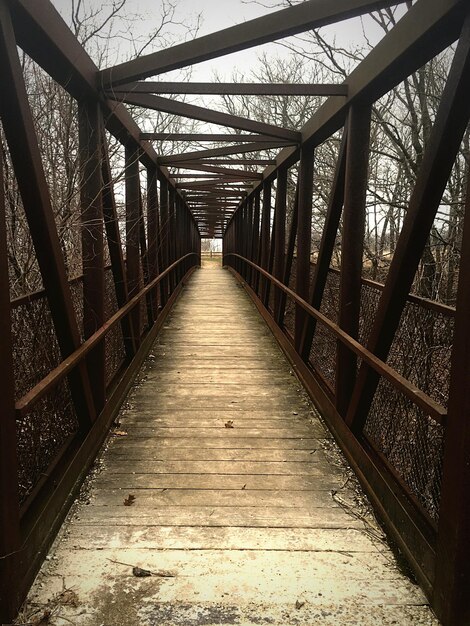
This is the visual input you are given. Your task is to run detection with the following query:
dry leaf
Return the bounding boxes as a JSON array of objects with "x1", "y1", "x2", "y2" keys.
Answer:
[
  {"x1": 225, "y1": 420, "x2": 234, "y2": 428},
  {"x1": 124, "y1": 494, "x2": 136, "y2": 506},
  {"x1": 133, "y1": 566, "x2": 152, "y2": 577},
  {"x1": 57, "y1": 589, "x2": 79, "y2": 607},
  {"x1": 295, "y1": 600, "x2": 305, "y2": 610}
]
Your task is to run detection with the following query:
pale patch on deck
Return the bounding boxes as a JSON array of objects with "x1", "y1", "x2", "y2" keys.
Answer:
[{"x1": 19, "y1": 265, "x2": 438, "y2": 626}]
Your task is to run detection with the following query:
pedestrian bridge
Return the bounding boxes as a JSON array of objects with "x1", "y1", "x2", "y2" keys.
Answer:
[
  {"x1": 0, "y1": 1, "x2": 469, "y2": 624},
  {"x1": 22, "y1": 262, "x2": 435, "y2": 625}
]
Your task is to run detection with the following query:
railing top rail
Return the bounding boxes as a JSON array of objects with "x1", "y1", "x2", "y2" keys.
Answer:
[
  {"x1": 226, "y1": 253, "x2": 447, "y2": 425},
  {"x1": 15, "y1": 253, "x2": 198, "y2": 416}
]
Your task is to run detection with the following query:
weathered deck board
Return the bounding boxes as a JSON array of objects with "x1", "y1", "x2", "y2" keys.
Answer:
[{"x1": 23, "y1": 263, "x2": 437, "y2": 626}]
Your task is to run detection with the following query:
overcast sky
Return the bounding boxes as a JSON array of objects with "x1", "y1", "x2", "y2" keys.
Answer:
[{"x1": 49, "y1": 0, "x2": 403, "y2": 81}]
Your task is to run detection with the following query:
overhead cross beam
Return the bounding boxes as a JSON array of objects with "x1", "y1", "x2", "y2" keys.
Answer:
[
  {"x1": 168, "y1": 163, "x2": 262, "y2": 178},
  {"x1": 178, "y1": 181, "x2": 253, "y2": 189},
  {"x1": 186, "y1": 194, "x2": 247, "y2": 199},
  {"x1": 198, "y1": 159, "x2": 276, "y2": 166},
  {"x1": 114, "y1": 82, "x2": 349, "y2": 96},
  {"x1": 159, "y1": 141, "x2": 295, "y2": 164},
  {"x1": 100, "y1": 0, "x2": 407, "y2": 86},
  {"x1": 108, "y1": 92, "x2": 300, "y2": 142},
  {"x1": 142, "y1": 133, "x2": 295, "y2": 143}
]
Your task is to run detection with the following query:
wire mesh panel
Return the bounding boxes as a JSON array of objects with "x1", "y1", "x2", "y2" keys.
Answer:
[
  {"x1": 386, "y1": 301, "x2": 454, "y2": 408},
  {"x1": 70, "y1": 279, "x2": 84, "y2": 342},
  {"x1": 283, "y1": 256, "x2": 296, "y2": 338},
  {"x1": 362, "y1": 296, "x2": 453, "y2": 522},
  {"x1": 11, "y1": 296, "x2": 79, "y2": 503},
  {"x1": 11, "y1": 296, "x2": 61, "y2": 399},
  {"x1": 309, "y1": 269, "x2": 340, "y2": 391},
  {"x1": 16, "y1": 382, "x2": 78, "y2": 504},
  {"x1": 364, "y1": 379, "x2": 445, "y2": 522},
  {"x1": 359, "y1": 281, "x2": 381, "y2": 346}
]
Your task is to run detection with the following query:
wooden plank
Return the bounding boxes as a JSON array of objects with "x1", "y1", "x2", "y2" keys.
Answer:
[
  {"x1": 117, "y1": 426, "x2": 326, "y2": 439},
  {"x1": 108, "y1": 436, "x2": 321, "y2": 449},
  {"x1": 89, "y1": 488, "x2": 342, "y2": 508},
  {"x1": 119, "y1": 418, "x2": 319, "y2": 429},
  {"x1": 93, "y1": 473, "x2": 345, "y2": 491},
  {"x1": 66, "y1": 525, "x2": 379, "y2": 552},
  {"x1": 106, "y1": 445, "x2": 326, "y2": 462},
  {"x1": 98, "y1": 460, "x2": 334, "y2": 476},
  {"x1": 74, "y1": 506, "x2": 363, "y2": 529}
]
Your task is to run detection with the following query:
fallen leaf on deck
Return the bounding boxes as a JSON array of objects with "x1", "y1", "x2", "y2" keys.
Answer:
[
  {"x1": 57, "y1": 589, "x2": 80, "y2": 607},
  {"x1": 225, "y1": 420, "x2": 234, "y2": 428},
  {"x1": 133, "y1": 567, "x2": 152, "y2": 577},
  {"x1": 124, "y1": 494, "x2": 136, "y2": 506},
  {"x1": 295, "y1": 600, "x2": 305, "y2": 610}
]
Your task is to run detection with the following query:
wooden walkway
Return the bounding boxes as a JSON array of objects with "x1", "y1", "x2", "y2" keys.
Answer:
[{"x1": 24, "y1": 262, "x2": 437, "y2": 625}]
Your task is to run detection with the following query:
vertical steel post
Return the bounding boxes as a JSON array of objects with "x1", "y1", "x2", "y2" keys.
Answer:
[
  {"x1": 79, "y1": 100, "x2": 106, "y2": 412},
  {"x1": 246, "y1": 198, "x2": 254, "y2": 285},
  {"x1": 159, "y1": 177, "x2": 169, "y2": 306},
  {"x1": 277, "y1": 183, "x2": 299, "y2": 328},
  {"x1": 295, "y1": 147, "x2": 314, "y2": 351},
  {"x1": 336, "y1": 105, "x2": 371, "y2": 417},
  {"x1": 147, "y1": 166, "x2": 159, "y2": 317},
  {"x1": 242, "y1": 202, "x2": 249, "y2": 281},
  {"x1": 138, "y1": 190, "x2": 153, "y2": 328},
  {"x1": 251, "y1": 192, "x2": 261, "y2": 291},
  {"x1": 299, "y1": 130, "x2": 347, "y2": 361},
  {"x1": 264, "y1": 197, "x2": 277, "y2": 309},
  {"x1": 168, "y1": 187, "x2": 177, "y2": 292},
  {"x1": 273, "y1": 167, "x2": 287, "y2": 323},
  {"x1": 433, "y1": 171, "x2": 470, "y2": 626},
  {"x1": 101, "y1": 139, "x2": 136, "y2": 360},
  {"x1": 259, "y1": 181, "x2": 271, "y2": 302},
  {"x1": 0, "y1": 144, "x2": 21, "y2": 624},
  {"x1": 125, "y1": 144, "x2": 141, "y2": 344}
]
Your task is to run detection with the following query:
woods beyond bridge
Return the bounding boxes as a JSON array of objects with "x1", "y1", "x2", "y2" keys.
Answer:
[{"x1": 1, "y1": 1, "x2": 470, "y2": 624}]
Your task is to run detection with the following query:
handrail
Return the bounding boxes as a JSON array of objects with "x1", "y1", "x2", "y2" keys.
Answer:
[
  {"x1": 15, "y1": 253, "x2": 198, "y2": 416},
  {"x1": 226, "y1": 253, "x2": 447, "y2": 425}
]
